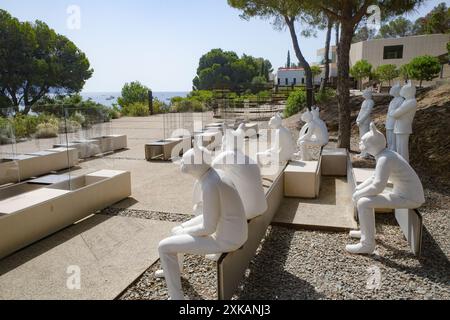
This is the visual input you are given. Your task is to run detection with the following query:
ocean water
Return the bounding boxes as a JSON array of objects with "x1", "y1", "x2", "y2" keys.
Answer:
[{"x1": 80, "y1": 92, "x2": 188, "y2": 107}]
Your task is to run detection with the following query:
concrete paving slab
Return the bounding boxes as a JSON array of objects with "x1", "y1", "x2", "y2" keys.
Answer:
[
  {"x1": 0, "y1": 215, "x2": 176, "y2": 300},
  {"x1": 272, "y1": 177, "x2": 358, "y2": 231}
]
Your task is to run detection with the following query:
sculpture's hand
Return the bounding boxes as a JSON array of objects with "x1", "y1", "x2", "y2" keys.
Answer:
[{"x1": 352, "y1": 192, "x2": 361, "y2": 205}]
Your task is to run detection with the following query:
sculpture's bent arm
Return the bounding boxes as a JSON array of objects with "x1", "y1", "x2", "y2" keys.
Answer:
[
  {"x1": 392, "y1": 102, "x2": 416, "y2": 118},
  {"x1": 354, "y1": 157, "x2": 391, "y2": 198},
  {"x1": 355, "y1": 176, "x2": 374, "y2": 191},
  {"x1": 182, "y1": 186, "x2": 220, "y2": 237},
  {"x1": 357, "y1": 106, "x2": 373, "y2": 124}
]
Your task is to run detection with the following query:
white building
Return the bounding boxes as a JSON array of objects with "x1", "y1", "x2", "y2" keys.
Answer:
[{"x1": 275, "y1": 67, "x2": 322, "y2": 86}]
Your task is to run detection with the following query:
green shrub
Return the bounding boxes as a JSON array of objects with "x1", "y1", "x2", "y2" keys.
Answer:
[
  {"x1": 172, "y1": 98, "x2": 204, "y2": 113},
  {"x1": 59, "y1": 119, "x2": 81, "y2": 134},
  {"x1": 284, "y1": 90, "x2": 307, "y2": 118},
  {"x1": 153, "y1": 98, "x2": 169, "y2": 114},
  {"x1": 70, "y1": 112, "x2": 86, "y2": 126},
  {"x1": 315, "y1": 88, "x2": 336, "y2": 104},
  {"x1": 36, "y1": 122, "x2": 58, "y2": 139},
  {"x1": 122, "y1": 102, "x2": 149, "y2": 117}
]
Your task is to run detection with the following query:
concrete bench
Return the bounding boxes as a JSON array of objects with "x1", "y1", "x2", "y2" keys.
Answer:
[
  {"x1": 0, "y1": 148, "x2": 79, "y2": 186},
  {"x1": 71, "y1": 139, "x2": 103, "y2": 158},
  {"x1": 284, "y1": 160, "x2": 322, "y2": 199},
  {"x1": 216, "y1": 165, "x2": 286, "y2": 300},
  {"x1": 145, "y1": 136, "x2": 191, "y2": 161},
  {"x1": 321, "y1": 148, "x2": 348, "y2": 176},
  {"x1": 0, "y1": 170, "x2": 131, "y2": 260}
]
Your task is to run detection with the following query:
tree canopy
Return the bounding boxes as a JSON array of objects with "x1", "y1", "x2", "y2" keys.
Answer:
[
  {"x1": 375, "y1": 64, "x2": 400, "y2": 87},
  {"x1": 350, "y1": 60, "x2": 372, "y2": 88},
  {"x1": 193, "y1": 48, "x2": 273, "y2": 90},
  {"x1": 0, "y1": 9, "x2": 93, "y2": 115},
  {"x1": 407, "y1": 55, "x2": 442, "y2": 87}
]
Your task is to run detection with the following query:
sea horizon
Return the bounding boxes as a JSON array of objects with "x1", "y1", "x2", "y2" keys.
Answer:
[{"x1": 80, "y1": 91, "x2": 189, "y2": 107}]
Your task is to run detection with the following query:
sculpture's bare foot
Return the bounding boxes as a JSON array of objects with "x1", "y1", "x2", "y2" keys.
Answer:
[
  {"x1": 345, "y1": 243, "x2": 375, "y2": 255},
  {"x1": 154, "y1": 269, "x2": 165, "y2": 278},
  {"x1": 349, "y1": 230, "x2": 362, "y2": 239},
  {"x1": 205, "y1": 253, "x2": 222, "y2": 262}
]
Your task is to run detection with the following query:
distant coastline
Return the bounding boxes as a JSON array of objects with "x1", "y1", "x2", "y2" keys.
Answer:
[{"x1": 80, "y1": 92, "x2": 189, "y2": 107}]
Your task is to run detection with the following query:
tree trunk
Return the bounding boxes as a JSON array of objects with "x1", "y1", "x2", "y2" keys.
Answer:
[
  {"x1": 320, "y1": 19, "x2": 333, "y2": 94},
  {"x1": 337, "y1": 21, "x2": 354, "y2": 150},
  {"x1": 285, "y1": 16, "x2": 314, "y2": 110}
]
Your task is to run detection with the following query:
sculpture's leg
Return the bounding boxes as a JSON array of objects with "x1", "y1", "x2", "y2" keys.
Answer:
[
  {"x1": 347, "y1": 194, "x2": 422, "y2": 255},
  {"x1": 158, "y1": 234, "x2": 225, "y2": 300},
  {"x1": 156, "y1": 216, "x2": 205, "y2": 278},
  {"x1": 300, "y1": 141, "x2": 311, "y2": 161},
  {"x1": 386, "y1": 130, "x2": 396, "y2": 151},
  {"x1": 359, "y1": 124, "x2": 370, "y2": 158},
  {"x1": 396, "y1": 134, "x2": 410, "y2": 163}
]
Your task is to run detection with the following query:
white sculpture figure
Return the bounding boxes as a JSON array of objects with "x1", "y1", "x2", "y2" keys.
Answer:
[
  {"x1": 213, "y1": 125, "x2": 268, "y2": 220},
  {"x1": 257, "y1": 113, "x2": 295, "y2": 165},
  {"x1": 392, "y1": 81, "x2": 417, "y2": 163},
  {"x1": 157, "y1": 144, "x2": 248, "y2": 300},
  {"x1": 356, "y1": 89, "x2": 375, "y2": 158},
  {"x1": 221, "y1": 123, "x2": 245, "y2": 152},
  {"x1": 347, "y1": 123, "x2": 425, "y2": 255},
  {"x1": 296, "y1": 108, "x2": 329, "y2": 161},
  {"x1": 386, "y1": 83, "x2": 404, "y2": 151},
  {"x1": 312, "y1": 106, "x2": 329, "y2": 144}
]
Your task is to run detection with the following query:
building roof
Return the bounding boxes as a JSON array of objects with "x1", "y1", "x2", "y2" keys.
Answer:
[
  {"x1": 278, "y1": 67, "x2": 305, "y2": 71},
  {"x1": 351, "y1": 33, "x2": 449, "y2": 46}
]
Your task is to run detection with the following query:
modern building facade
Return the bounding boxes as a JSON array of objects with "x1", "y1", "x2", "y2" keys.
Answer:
[
  {"x1": 316, "y1": 34, "x2": 450, "y2": 86},
  {"x1": 349, "y1": 34, "x2": 449, "y2": 69}
]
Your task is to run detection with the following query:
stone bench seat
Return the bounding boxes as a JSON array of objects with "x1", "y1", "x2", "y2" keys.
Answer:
[{"x1": 284, "y1": 160, "x2": 321, "y2": 199}]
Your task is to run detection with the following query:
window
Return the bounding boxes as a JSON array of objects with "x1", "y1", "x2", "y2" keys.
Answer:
[
  {"x1": 285, "y1": 78, "x2": 288, "y2": 85},
  {"x1": 383, "y1": 45, "x2": 403, "y2": 59},
  {"x1": 277, "y1": 78, "x2": 280, "y2": 85},
  {"x1": 293, "y1": 78, "x2": 297, "y2": 85},
  {"x1": 302, "y1": 78, "x2": 305, "y2": 84}
]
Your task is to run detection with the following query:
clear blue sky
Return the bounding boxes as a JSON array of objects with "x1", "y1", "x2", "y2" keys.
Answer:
[{"x1": 1, "y1": 0, "x2": 444, "y2": 92}]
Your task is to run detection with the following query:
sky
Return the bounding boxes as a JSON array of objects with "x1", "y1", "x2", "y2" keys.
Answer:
[{"x1": 0, "y1": 0, "x2": 445, "y2": 92}]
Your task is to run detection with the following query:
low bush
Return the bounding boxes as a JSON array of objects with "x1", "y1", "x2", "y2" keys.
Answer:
[
  {"x1": 315, "y1": 88, "x2": 336, "y2": 105},
  {"x1": 59, "y1": 119, "x2": 82, "y2": 134},
  {"x1": 36, "y1": 122, "x2": 58, "y2": 139},
  {"x1": 122, "y1": 102, "x2": 149, "y2": 117},
  {"x1": 284, "y1": 89, "x2": 307, "y2": 118}
]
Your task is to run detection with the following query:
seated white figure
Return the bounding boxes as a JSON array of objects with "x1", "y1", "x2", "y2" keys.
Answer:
[
  {"x1": 257, "y1": 113, "x2": 295, "y2": 165},
  {"x1": 157, "y1": 144, "x2": 248, "y2": 300},
  {"x1": 347, "y1": 123, "x2": 425, "y2": 255},
  {"x1": 356, "y1": 89, "x2": 375, "y2": 158},
  {"x1": 221, "y1": 123, "x2": 246, "y2": 152},
  {"x1": 386, "y1": 83, "x2": 404, "y2": 151},
  {"x1": 296, "y1": 109, "x2": 329, "y2": 161},
  {"x1": 213, "y1": 125, "x2": 268, "y2": 220}
]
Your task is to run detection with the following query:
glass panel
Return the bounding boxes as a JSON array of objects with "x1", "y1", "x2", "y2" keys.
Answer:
[
  {"x1": 59, "y1": 106, "x2": 116, "y2": 190},
  {"x1": 0, "y1": 107, "x2": 19, "y2": 187}
]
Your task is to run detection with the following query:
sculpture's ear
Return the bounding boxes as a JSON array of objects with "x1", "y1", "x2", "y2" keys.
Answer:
[
  {"x1": 193, "y1": 138, "x2": 202, "y2": 152},
  {"x1": 370, "y1": 122, "x2": 378, "y2": 134}
]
